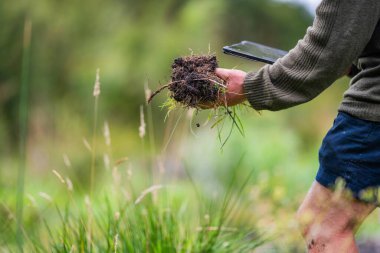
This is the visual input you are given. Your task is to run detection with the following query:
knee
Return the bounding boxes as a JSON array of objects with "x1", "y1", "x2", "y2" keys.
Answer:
[
  {"x1": 297, "y1": 208, "x2": 356, "y2": 236},
  {"x1": 296, "y1": 207, "x2": 356, "y2": 250}
]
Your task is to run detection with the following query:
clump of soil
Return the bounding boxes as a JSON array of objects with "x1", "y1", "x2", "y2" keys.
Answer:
[{"x1": 148, "y1": 55, "x2": 225, "y2": 108}]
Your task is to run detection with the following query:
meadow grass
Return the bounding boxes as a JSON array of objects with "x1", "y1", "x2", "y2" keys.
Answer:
[{"x1": 1, "y1": 68, "x2": 269, "y2": 253}]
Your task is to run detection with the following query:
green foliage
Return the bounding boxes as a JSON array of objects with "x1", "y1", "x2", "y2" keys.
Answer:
[
  {"x1": 221, "y1": 0, "x2": 313, "y2": 50},
  {"x1": 0, "y1": 66, "x2": 268, "y2": 252},
  {"x1": 0, "y1": 154, "x2": 266, "y2": 252},
  {"x1": 0, "y1": 0, "x2": 313, "y2": 152},
  {"x1": 161, "y1": 98, "x2": 178, "y2": 121},
  {"x1": 2, "y1": 0, "x2": 380, "y2": 252}
]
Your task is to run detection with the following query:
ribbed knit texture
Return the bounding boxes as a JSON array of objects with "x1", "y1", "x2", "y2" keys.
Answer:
[{"x1": 243, "y1": 0, "x2": 380, "y2": 122}]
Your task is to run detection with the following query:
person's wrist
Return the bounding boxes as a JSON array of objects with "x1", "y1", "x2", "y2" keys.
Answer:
[
  {"x1": 242, "y1": 71, "x2": 257, "y2": 99},
  {"x1": 237, "y1": 71, "x2": 247, "y2": 103}
]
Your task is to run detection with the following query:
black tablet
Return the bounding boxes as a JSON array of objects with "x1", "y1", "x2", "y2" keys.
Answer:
[{"x1": 223, "y1": 41, "x2": 288, "y2": 65}]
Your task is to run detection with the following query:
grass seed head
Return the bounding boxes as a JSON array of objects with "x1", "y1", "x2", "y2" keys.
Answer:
[
  {"x1": 93, "y1": 68, "x2": 101, "y2": 97},
  {"x1": 63, "y1": 154, "x2": 71, "y2": 168},
  {"x1": 38, "y1": 192, "x2": 52, "y2": 202},
  {"x1": 104, "y1": 121, "x2": 111, "y2": 146},
  {"x1": 83, "y1": 138, "x2": 92, "y2": 152},
  {"x1": 103, "y1": 153, "x2": 110, "y2": 170},
  {"x1": 26, "y1": 194, "x2": 37, "y2": 207},
  {"x1": 52, "y1": 170, "x2": 65, "y2": 184},
  {"x1": 66, "y1": 177, "x2": 73, "y2": 191},
  {"x1": 144, "y1": 81, "x2": 152, "y2": 104},
  {"x1": 139, "y1": 105, "x2": 146, "y2": 138}
]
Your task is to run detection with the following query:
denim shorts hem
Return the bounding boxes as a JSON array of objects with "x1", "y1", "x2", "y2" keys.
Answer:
[
  {"x1": 316, "y1": 166, "x2": 380, "y2": 205},
  {"x1": 315, "y1": 167, "x2": 336, "y2": 191},
  {"x1": 316, "y1": 166, "x2": 359, "y2": 198}
]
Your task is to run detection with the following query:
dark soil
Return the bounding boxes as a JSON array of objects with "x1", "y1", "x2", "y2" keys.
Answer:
[{"x1": 148, "y1": 55, "x2": 225, "y2": 108}]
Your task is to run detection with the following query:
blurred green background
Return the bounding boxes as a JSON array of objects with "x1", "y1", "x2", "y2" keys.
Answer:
[{"x1": 1, "y1": 0, "x2": 379, "y2": 252}]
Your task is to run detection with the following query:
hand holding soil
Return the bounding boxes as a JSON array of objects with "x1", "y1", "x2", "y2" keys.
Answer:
[
  {"x1": 148, "y1": 55, "x2": 248, "y2": 109},
  {"x1": 214, "y1": 68, "x2": 247, "y2": 107},
  {"x1": 148, "y1": 55, "x2": 248, "y2": 146}
]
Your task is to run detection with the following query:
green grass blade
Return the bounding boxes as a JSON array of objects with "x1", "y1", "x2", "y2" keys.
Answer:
[{"x1": 16, "y1": 19, "x2": 32, "y2": 252}]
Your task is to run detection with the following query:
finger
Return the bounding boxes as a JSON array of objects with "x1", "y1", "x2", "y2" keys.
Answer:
[{"x1": 215, "y1": 68, "x2": 231, "y2": 81}]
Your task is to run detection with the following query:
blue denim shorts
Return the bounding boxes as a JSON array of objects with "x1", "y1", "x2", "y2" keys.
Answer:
[{"x1": 316, "y1": 112, "x2": 380, "y2": 204}]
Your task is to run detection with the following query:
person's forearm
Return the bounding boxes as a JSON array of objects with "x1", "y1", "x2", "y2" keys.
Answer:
[{"x1": 243, "y1": 0, "x2": 380, "y2": 111}]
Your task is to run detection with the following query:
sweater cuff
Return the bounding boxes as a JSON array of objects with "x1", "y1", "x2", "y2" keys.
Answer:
[{"x1": 243, "y1": 70, "x2": 271, "y2": 111}]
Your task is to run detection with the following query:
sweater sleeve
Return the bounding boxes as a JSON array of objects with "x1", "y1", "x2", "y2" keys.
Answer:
[{"x1": 243, "y1": 0, "x2": 380, "y2": 111}]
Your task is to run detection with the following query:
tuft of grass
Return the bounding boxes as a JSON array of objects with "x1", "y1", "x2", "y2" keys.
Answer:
[
  {"x1": 16, "y1": 172, "x2": 267, "y2": 253},
  {"x1": 160, "y1": 97, "x2": 178, "y2": 122},
  {"x1": 160, "y1": 94, "x2": 247, "y2": 149}
]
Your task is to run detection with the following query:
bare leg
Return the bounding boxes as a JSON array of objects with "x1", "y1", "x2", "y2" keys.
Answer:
[{"x1": 297, "y1": 181, "x2": 376, "y2": 253}]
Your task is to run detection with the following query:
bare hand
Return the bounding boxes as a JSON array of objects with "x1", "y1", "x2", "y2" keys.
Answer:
[{"x1": 215, "y1": 68, "x2": 247, "y2": 107}]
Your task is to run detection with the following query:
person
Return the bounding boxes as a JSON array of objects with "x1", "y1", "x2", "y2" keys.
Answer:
[{"x1": 214, "y1": 0, "x2": 380, "y2": 252}]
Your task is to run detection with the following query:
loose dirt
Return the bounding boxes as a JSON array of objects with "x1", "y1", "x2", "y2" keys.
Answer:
[{"x1": 148, "y1": 55, "x2": 225, "y2": 108}]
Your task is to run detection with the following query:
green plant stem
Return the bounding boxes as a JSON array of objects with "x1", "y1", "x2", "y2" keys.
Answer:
[
  {"x1": 146, "y1": 103, "x2": 156, "y2": 184},
  {"x1": 91, "y1": 96, "x2": 99, "y2": 199},
  {"x1": 146, "y1": 105, "x2": 156, "y2": 156},
  {"x1": 88, "y1": 92, "x2": 99, "y2": 252},
  {"x1": 162, "y1": 111, "x2": 183, "y2": 153},
  {"x1": 16, "y1": 19, "x2": 32, "y2": 252}
]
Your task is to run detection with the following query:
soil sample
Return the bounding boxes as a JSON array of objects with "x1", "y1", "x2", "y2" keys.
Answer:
[{"x1": 148, "y1": 55, "x2": 225, "y2": 108}]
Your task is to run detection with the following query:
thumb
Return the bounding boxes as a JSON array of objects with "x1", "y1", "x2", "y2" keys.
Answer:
[{"x1": 215, "y1": 68, "x2": 231, "y2": 81}]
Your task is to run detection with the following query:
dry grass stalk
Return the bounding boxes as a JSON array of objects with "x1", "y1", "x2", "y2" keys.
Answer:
[
  {"x1": 114, "y1": 157, "x2": 129, "y2": 166},
  {"x1": 66, "y1": 177, "x2": 73, "y2": 192},
  {"x1": 135, "y1": 185, "x2": 164, "y2": 205},
  {"x1": 93, "y1": 68, "x2": 100, "y2": 97},
  {"x1": 104, "y1": 121, "x2": 111, "y2": 146},
  {"x1": 103, "y1": 153, "x2": 111, "y2": 170},
  {"x1": 38, "y1": 192, "x2": 52, "y2": 202},
  {"x1": 83, "y1": 138, "x2": 92, "y2": 152},
  {"x1": 139, "y1": 105, "x2": 146, "y2": 138},
  {"x1": 63, "y1": 154, "x2": 71, "y2": 168},
  {"x1": 52, "y1": 170, "x2": 65, "y2": 184}
]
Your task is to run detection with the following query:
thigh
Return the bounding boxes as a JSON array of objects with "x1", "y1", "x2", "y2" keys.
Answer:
[{"x1": 297, "y1": 181, "x2": 376, "y2": 237}]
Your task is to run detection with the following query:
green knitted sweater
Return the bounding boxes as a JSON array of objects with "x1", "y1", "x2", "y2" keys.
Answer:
[{"x1": 243, "y1": 0, "x2": 380, "y2": 122}]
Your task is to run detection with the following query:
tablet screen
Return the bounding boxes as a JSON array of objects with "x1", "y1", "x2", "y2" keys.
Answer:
[{"x1": 223, "y1": 41, "x2": 288, "y2": 64}]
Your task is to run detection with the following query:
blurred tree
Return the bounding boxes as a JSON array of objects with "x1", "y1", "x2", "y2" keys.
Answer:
[
  {"x1": 0, "y1": 2, "x2": 25, "y2": 153},
  {"x1": 221, "y1": 0, "x2": 312, "y2": 50},
  {"x1": 0, "y1": 0, "x2": 312, "y2": 156}
]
